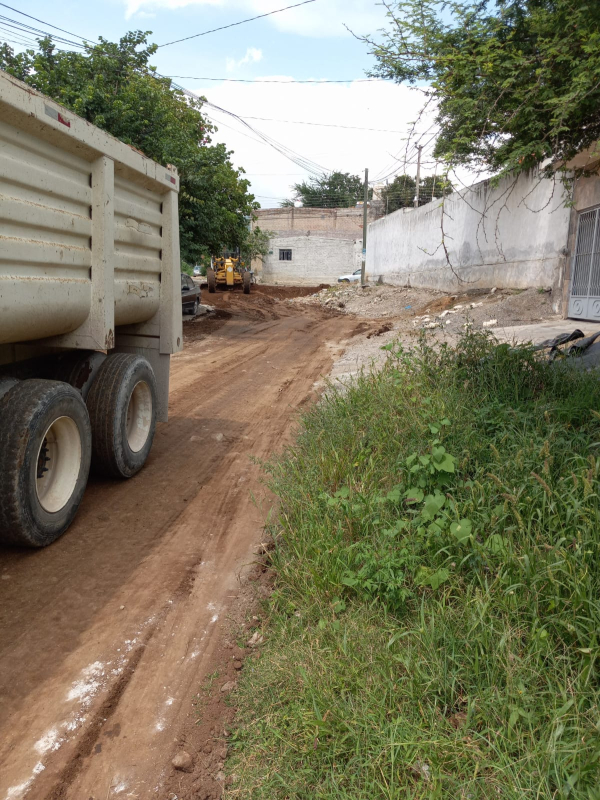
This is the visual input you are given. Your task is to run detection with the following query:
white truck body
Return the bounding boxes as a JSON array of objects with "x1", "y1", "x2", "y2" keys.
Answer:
[{"x1": 0, "y1": 69, "x2": 182, "y2": 420}]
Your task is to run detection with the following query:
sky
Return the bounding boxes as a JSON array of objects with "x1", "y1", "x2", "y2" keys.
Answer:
[{"x1": 1, "y1": 0, "x2": 444, "y2": 207}]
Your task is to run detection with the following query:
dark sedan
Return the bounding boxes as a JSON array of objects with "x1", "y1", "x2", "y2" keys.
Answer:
[{"x1": 181, "y1": 273, "x2": 202, "y2": 315}]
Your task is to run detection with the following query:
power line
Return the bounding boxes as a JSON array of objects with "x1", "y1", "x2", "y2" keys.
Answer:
[
  {"x1": 236, "y1": 115, "x2": 410, "y2": 133},
  {"x1": 196, "y1": 96, "x2": 332, "y2": 176},
  {"x1": 166, "y1": 75, "x2": 382, "y2": 84},
  {"x1": 0, "y1": 8, "x2": 431, "y2": 191},
  {"x1": 244, "y1": 173, "x2": 306, "y2": 176},
  {"x1": 0, "y1": 2, "x2": 89, "y2": 41},
  {"x1": 157, "y1": 0, "x2": 316, "y2": 48},
  {"x1": 0, "y1": 3, "x2": 335, "y2": 183},
  {"x1": 0, "y1": 14, "x2": 85, "y2": 48}
]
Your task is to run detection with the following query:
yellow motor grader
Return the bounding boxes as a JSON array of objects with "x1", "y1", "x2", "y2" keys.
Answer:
[{"x1": 207, "y1": 257, "x2": 252, "y2": 294}]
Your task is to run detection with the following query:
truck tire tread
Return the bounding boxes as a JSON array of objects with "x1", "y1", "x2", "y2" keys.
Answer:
[
  {"x1": 87, "y1": 353, "x2": 157, "y2": 479},
  {"x1": 0, "y1": 380, "x2": 92, "y2": 547}
]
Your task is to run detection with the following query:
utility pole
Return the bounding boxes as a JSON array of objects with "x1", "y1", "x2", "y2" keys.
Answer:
[
  {"x1": 414, "y1": 145, "x2": 424, "y2": 208},
  {"x1": 361, "y1": 167, "x2": 368, "y2": 287}
]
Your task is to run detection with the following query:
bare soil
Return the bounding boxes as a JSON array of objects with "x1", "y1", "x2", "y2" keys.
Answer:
[
  {"x1": 295, "y1": 283, "x2": 557, "y2": 330},
  {"x1": 0, "y1": 289, "x2": 356, "y2": 800},
  {"x1": 297, "y1": 283, "x2": 561, "y2": 382}
]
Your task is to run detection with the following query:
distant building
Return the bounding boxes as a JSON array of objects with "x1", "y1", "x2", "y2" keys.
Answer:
[{"x1": 252, "y1": 205, "x2": 380, "y2": 285}]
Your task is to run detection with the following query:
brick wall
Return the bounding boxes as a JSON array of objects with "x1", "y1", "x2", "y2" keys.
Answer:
[{"x1": 254, "y1": 206, "x2": 377, "y2": 236}]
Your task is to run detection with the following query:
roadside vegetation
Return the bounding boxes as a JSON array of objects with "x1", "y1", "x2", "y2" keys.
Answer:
[
  {"x1": 227, "y1": 332, "x2": 600, "y2": 799},
  {"x1": 363, "y1": 0, "x2": 600, "y2": 181}
]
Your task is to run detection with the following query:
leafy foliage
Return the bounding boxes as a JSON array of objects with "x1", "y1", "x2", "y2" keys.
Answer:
[
  {"x1": 240, "y1": 226, "x2": 274, "y2": 264},
  {"x1": 284, "y1": 171, "x2": 370, "y2": 208},
  {"x1": 0, "y1": 33, "x2": 258, "y2": 262},
  {"x1": 364, "y1": 0, "x2": 600, "y2": 178},
  {"x1": 380, "y1": 172, "x2": 453, "y2": 213}
]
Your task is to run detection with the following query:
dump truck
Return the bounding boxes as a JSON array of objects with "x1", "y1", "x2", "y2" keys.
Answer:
[
  {"x1": 207, "y1": 257, "x2": 251, "y2": 294},
  {"x1": 0, "y1": 69, "x2": 183, "y2": 547}
]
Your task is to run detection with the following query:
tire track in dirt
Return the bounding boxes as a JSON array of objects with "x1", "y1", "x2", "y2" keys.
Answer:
[{"x1": 0, "y1": 290, "x2": 355, "y2": 800}]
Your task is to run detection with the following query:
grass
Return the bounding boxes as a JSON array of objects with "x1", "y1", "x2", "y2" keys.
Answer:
[{"x1": 225, "y1": 331, "x2": 600, "y2": 799}]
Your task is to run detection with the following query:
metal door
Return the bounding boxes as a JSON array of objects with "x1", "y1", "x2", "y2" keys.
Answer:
[{"x1": 569, "y1": 207, "x2": 600, "y2": 320}]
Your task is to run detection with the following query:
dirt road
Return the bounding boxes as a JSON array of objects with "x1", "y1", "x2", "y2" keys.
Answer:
[{"x1": 0, "y1": 288, "x2": 356, "y2": 800}]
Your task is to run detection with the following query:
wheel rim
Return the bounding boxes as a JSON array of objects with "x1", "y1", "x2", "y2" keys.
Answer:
[
  {"x1": 126, "y1": 381, "x2": 153, "y2": 453},
  {"x1": 36, "y1": 417, "x2": 82, "y2": 513}
]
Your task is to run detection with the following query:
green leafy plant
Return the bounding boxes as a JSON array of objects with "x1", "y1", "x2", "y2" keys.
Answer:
[
  {"x1": 226, "y1": 330, "x2": 600, "y2": 799},
  {"x1": 361, "y1": 0, "x2": 600, "y2": 180}
]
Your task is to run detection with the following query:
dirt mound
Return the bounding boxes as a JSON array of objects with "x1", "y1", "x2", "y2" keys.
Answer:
[
  {"x1": 414, "y1": 288, "x2": 557, "y2": 333},
  {"x1": 254, "y1": 284, "x2": 329, "y2": 300},
  {"x1": 419, "y1": 295, "x2": 459, "y2": 314}
]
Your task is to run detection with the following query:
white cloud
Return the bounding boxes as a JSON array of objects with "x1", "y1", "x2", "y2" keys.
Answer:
[
  {"x1": 194, "y1": 76, "x2": 440, "y2": 207},
  {"x1": 124, "y1": 0, "x2": 386, "y2": 37},
  {"x1": 226, "y1": 47, "x2": 263, "y2": 73}
]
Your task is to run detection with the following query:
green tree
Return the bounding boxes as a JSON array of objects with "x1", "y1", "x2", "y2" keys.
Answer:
[
  {"x1": 0, "y1": 33, "x2": 258, "y2": 262},
  {"x1": 240, "y1": 227, "x2": 274, "y2": 264},
  {"x1": 380, "y1": 174, "x2": 416, "y2": 213},
  {"x1": 363, "y1": 0, "x2": 600, "y2": 179},
  {"x1": 284, "y1": 171, "x2": 369, "y2": 208},
  {"x1": 380, "y1": 173, "x2": 453, "y2": 214},
  {"x1": 420, "y1": 174, "x2": 453, "y2": 204}
]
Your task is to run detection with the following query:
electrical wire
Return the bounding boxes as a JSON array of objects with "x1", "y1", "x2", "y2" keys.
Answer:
[
  {"x1": 0, "y1": 7, "x2": 325, "y2": 177},
  {"x1": 232, "y1": 115, "x2": 411, "y2": 133},
  {"x1": 191, "y1": 93, "x2": 333, "y2": 176},
  {"x1": 0, "y1": 2, "x2": 89, "y2": 41},
  {"x1": 157, "y1": 0, "x2": 316, "y2": 48},
  {"x1": 0, "y1": 14, "x2": 86, "y2": 48},
  {"x1": 165, "y1": 75, "x2": 384, "y2": 83},
  {"x1": 0, "y1": 6, "x2": 382, "y2": 88},
  {"x1": 0, "y1": 6, "x2": 440, "y2": 195}
]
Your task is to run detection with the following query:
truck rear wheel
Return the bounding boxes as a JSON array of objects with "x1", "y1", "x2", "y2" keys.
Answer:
[
  {"x1": 207, "y1": 269, "x2": 216, "y2": 293},
  {"x1": 0, "y1": 380, "x2": 92, "y2": 547},
  {"x1": 243, "y1": 272, "x2": 251, "y2": 294},
  {"x1": 87, "y1": 354, "x2": 157, "y2": 479}
]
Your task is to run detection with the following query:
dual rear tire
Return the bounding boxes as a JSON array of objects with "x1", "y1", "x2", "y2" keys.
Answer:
[
  {"x1": 87, "y1": 353, "x2": 157, "y2": 479},
  {"x1": 0, "y1": 354, "x2": 157, "y2": 547}
]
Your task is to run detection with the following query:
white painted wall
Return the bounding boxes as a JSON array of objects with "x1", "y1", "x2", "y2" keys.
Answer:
[
  {"x1": 367, "y1": 170, "x2": 572, "y2": 307},
  {"x1": 258, "y1": 235, "x2": 363, "y2": 285}
]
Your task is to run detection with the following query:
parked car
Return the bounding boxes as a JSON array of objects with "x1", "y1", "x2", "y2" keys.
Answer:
[
  {"x1": 338, "y1": 268, "x2": 362, "y2": 283},
  {"x1": 193, "y1": 265, "x2": 202, "y2": 276},
  {"x1": 181, "y1": 272, "x2": 202, "y2": 314}
]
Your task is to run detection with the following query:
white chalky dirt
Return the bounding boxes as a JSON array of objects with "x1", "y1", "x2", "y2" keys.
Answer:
[
  {"x1": 66, "y1": 661, "x2": 106, "y2": 704},
  {"x1": 34, "y1": 728, "x2": 61, "y2": 756}
]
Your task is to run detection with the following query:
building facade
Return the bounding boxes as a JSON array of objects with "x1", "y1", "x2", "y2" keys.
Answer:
[
  {"x1": 252, "y1": 206, "x2": 377, "y2": 285},
  {"x1": 259, "y1": 232, "x2": 363, "y2": 285}
]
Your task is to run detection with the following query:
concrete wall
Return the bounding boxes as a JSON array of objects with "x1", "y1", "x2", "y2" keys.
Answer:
[
  {"x1": 254, "y1": 206, "x2": 377, "y2": 236},
  {"x1": 366, "y1": 170, "x2": 572, "y2": 310},
  {"x1": 258, "y1": 234, "x2": 362, "y2": 285}
]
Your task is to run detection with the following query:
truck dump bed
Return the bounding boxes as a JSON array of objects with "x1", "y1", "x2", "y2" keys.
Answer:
[{"x1": 0, "y1": 68, "x2": 182, "y2": 364}]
